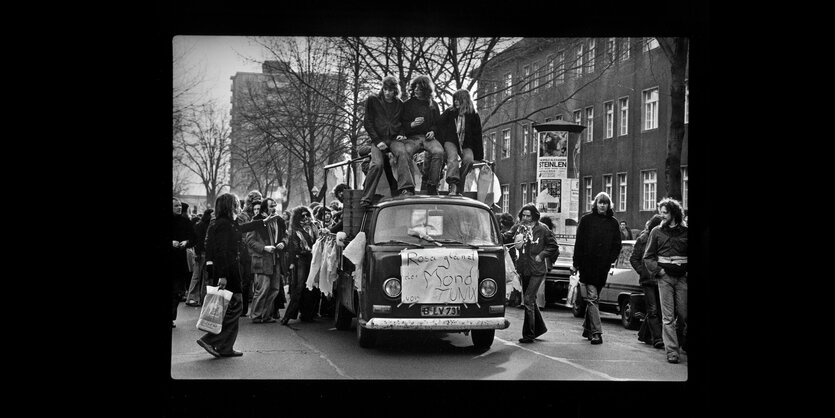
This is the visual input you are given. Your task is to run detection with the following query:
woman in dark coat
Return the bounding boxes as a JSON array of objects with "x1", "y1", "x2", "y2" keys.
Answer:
[
  {"x1": 438, "y1": 89, "x2": 483, "y2": 196},
  {"x1": 172, "y1": 198, "x2": 197, "y2": 328},
  {"x1": 571, "y1": 192, "x2": 622, "y2": 345},
  {"x1": 280, "y1": 206, "x2": 317, "y2": 325},
  {"x1": 196, "y1": 193, "x2": 281, "y2": 358}
]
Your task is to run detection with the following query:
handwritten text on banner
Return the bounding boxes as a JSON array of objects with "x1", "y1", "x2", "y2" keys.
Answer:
[{"x1": 400, "y1": 248, "x2": 479, "y2": 304}]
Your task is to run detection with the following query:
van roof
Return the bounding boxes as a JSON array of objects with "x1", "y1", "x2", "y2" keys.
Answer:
[{"x1": 372, "y1": 194, "x2": 492, "y2": 210}]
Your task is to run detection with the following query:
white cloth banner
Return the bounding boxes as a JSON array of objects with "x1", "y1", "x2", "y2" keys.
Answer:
[{"x1": 400, "y1": 248, "x2": 479, "y2": 304}]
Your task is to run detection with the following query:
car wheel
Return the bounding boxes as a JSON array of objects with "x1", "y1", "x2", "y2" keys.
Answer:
[
  {"x1": 571, "y1": 291, "x2": 585, "y2": 317},
  {"x1": 471, "y1": 329, "x2": 495, "y2": 349},
  {"x1": 334, "y1": 289, "x2": 353, "y2": 331},
  {"x1": 620, "y1": 298, "x2": 641, "y2": 330},
  {"x1": 356, "y1": 309, "x2": 377, "y2": 348}
]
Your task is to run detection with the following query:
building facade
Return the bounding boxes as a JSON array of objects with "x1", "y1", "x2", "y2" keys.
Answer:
[{"x1": 476, "y1": 37, "x2": 689, "y2": 236}]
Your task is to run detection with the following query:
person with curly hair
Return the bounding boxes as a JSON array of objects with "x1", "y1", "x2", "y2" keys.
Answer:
[
  {"x1": 280, "y1": 206, "x2": 317, "y2": 326},
  {"x1": 400, "y1": 74, "x2": 445, "y2": 195}
]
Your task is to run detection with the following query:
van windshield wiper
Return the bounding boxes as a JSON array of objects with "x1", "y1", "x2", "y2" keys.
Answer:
[
  {"x1": 375, "y1": 240, "x2": 423, "y2": 248},
  {"x1": 433, "y1": 239, "x2": 478, "y2": 248}
]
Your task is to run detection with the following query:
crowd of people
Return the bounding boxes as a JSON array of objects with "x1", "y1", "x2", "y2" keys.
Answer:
[
  {"x1": 172, "y1": 185, "x2": 349, "y2": 358},
  {"x1": 496, "y1": 193, "x2": 688, "y2": 363}
]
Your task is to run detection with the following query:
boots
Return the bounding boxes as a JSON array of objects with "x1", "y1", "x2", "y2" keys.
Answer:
[{"x1": 448, "y1": 184, "x2": 461, "y2": 196}]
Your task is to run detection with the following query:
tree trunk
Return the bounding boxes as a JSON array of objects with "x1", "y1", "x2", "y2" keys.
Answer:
[{"x1": 661, "y1": 38, "x2": 688, "y2": 202}]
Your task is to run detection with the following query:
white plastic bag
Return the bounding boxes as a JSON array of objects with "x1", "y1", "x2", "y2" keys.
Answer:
[
  {"x1": 196, "y1": 285, "x2": 233, "y2": 334},
  {"x1": 504, "y1": 247, "x2": 522, "y2": 294}
]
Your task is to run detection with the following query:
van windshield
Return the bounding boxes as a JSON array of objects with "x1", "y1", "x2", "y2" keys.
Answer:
[{"x1": 373, "y1": 204, "x2": 500, "y2": 246}]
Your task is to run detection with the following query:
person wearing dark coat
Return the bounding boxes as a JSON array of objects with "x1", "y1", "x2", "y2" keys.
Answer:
[
  {"x1": 513, "y1": 204, "x2": 559, "y2": 343},
  {"x1": 280, "y1": 206, "x2": 317, "y2": 326},
  {"x1": 400, "y1": 75, "x2": 445, "y2": 195},
  {"x1": 438, "y1": 89, "x2": 483, "y2": 196},
  {"x1": 630, "y1": 214, "x2": 664, "y2": 348},
  {"x1": 571, "y1": 192, "x2": 622, "y2": 345},
  {"x1": 361, "y1": 76, "x2": 410, "y2": 205},
  {"x1": 186, "y1": 208, "x2": 214, "y2": 306},
  {"x1": 196, "y1": 193, "x2": 282, "y2": 358},
  {"x1": 245, "y1": 198, "x2": 286, "y2": 324},
  {"x1": 172, "y1": 197, "x2": 197, "y2": 328}
]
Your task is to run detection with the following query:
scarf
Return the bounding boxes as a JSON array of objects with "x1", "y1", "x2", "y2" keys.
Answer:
[{"x1": 456, "y1": 113, "x2": 466, "y2": 144}]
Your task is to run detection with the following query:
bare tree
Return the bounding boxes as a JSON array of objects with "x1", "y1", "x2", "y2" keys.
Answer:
[
  {"x1": 174, "y1": 102, "x2": 232, "y2": 207},
  {"x1": 172, "y1": 165, "x2": 190, "y2": 197},
  {"x1": 657, "y1": 37, "x2": 688, "y2": 201},
  {"x1": 173, "y1": 37, "x2": 207, "y2": 135}
]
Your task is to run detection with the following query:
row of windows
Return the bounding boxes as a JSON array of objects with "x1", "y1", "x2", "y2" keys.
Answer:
[
  {"x1": 498, "y1": 167, "x2": 688, "y2": 217},
  {"x1": 480, "y1": 37, "x2": 660, "y2": 109},
  {"x1": 481, "y1": 82, "x2": 688, "y2": 160}
]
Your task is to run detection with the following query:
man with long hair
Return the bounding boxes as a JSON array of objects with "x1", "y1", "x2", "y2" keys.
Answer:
[
  {"x1": 571, "y1": 192, "x2": 622, "y2": 345},
  {"x1": 513, "y1": 204, "x2": 559, "y2": 343},
  {"x1": 400, "y1": 75, "x2": 445, "y2": 195},
  {"x1": 438, "y1": 89, "x2": 483, "y2": 196},
  {"x1": 643, "y1": 197, "x2": 688, "y2": 363},
  {"x1": 361, "y1": 76, "x2": 409, "y2": 205}
]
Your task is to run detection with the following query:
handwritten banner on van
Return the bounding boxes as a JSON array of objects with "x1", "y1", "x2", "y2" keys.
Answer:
[{"x1": 400, "y1": 248, "x2": 479, "y2": 304}]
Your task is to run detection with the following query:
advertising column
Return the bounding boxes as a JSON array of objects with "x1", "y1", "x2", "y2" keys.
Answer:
[{"x1": 535, "y1": 131, "x2": 569, "y2": 235}]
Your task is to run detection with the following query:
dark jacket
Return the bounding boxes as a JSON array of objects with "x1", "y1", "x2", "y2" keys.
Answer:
[
  {"x1": 438, "y1": 107, "x2": 484, "y2": 160},
  {"x1": 514, "y1": 222, "x2": 559, "y2": 277},
  {"x1": 630, "y1": 229, "x2": 653, "y2": 284},
  {"x1": 573, "y1": 210, "x2": 622, "y2": 288},
  {"x1": 194, "y1": 220, "x2": 210, "y2": 254},
  {"x1": 401, "y1": 96, "x2": 441, "y2": 137},
  {"x1": 204, "y1": 216, "x2": 271, "y2": 294},
  {"x1": 643, "y1": 223, "x2": 688, "y2": 278},
  {"x1": 245, "y1": 214, "x2": 288, "y2": 276},
  {"x1": 172, "y1": 213, "x2": 197, "y2": 277},
  {"x1": 363, "y1": 94, "x2": 405, "y2": 146},
  {"x1": 288, "y1": 228, "x2": 315, "y2": 268}
]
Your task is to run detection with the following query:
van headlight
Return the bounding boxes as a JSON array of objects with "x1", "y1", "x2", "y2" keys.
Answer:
[
  {"x1": 383, "y1": 278, "x2": 401, "y2": 298},
  {"x1": 480, "y1": 278, "x2": 497, "y2": 298}
]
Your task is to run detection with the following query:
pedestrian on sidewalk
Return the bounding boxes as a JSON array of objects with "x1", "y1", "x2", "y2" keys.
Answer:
[
  {"x1": 513, "y1": 204, "x2": 559, "y2": 344},
  {"x1": 572, "y1": 192, "x2": 622, "y2": 345},
  {"x1": 237, "y1": 190, "x2": 262, "y2": 318},
  {"x1": 196, "y1": 192, "x2": 283, "y2": 358},
  {"x1": 643, "y1": 197, "x2": 688, "y2": 363},
  {"x1": 172, "y1": 197, "x2": 197, "y2": 328},
  {"x1": 186, "y1": 208, "x2": 213, "y2": 306},
  {"x1": 630, "y1": 213, "x2": 664, "y2": 348},
  {"x1": 280, "y1": 206, "x2": 316, "y2": 326},
  {"x1": 245, "y1": 198, "x2": 285, "y2": 324}
]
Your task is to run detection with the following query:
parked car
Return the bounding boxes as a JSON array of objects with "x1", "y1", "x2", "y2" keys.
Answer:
[{"x1": 545, "y1": 240, "x2": 646, "y2": 330}]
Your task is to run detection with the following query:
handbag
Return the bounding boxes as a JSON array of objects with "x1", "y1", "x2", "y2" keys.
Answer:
[{"x1": 196, "y1": 285, "x2": 233, "y2": 334}]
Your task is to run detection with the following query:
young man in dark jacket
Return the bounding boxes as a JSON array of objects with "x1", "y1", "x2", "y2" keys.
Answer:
[
  {"x1": 400, "y1": 75, "x2": 445, "y2": 195},
  {"x1": 361, "y1": 76, "x2": 409, "y2": 206},
  {"x1": 571, "y1": 192, "x2": 622, "y2": 345},
  {"x1": 630, "y1": 214, "x2": 664, "y2": 348},
  {"x1": 513, "y1": 204, "x2": 559, "y2": 343},
  {"x1": 643, "y1": 197, "x2": 688, "y2": 364}
]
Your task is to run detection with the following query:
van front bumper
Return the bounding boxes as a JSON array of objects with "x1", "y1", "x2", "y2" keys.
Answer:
[{"x1": 362, "y1": 317, "x2": 510, "y2": 331}]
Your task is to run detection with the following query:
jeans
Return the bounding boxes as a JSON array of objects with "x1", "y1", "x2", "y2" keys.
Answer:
[
  {"x1": 580, "y1": 283, "x2": 603, "y2": 336},
  {"x1": 198, "y1": 293, "x2": 243, "y2": 355},
  {"x1": 361, "y1": 142, "x2": 413, "y2": 201},
  {"x1": 658, "y1": 273, "x2": 687, "y2": 358},
  {"x1": 521, "y1": 274, "x2": 547, "y2": 339},
  {"x1": 404, "y1": 134, "x2": 445, "y2": 190},
  {"x1": 641, "y1": 281, "x2": 663, "y2": 344},
  {"x1": 186, "y1": 253, "x2": 206, "y2": 304},
  {"x1": 443, "y1": 141, "x2": 474, "y2": 190}
]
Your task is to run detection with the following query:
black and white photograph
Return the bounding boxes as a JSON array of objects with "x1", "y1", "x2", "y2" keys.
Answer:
[{"x1": 157, "y1": 3, "x2": 722, "y2": 414}]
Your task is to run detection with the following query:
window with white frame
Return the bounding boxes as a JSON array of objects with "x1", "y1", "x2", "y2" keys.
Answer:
[
  {"x1": 501, "y1": 185, "x2": 509, "y2": 213},
  {"x1": 546, "y1": 57, "x2": 554, "y2": 87},
  {"x1": 522, "y1": 65, "x2": 530, "y2": 93},
  {"x1": 584, "y1": 177, "x2": 593, "y2": 212},
  {"x1": 681, "y1": 166, "x2": 688, "y2": 210},
  {"x1": 607, "y1": 37, "x2": 616, "y2": 64},
  {"x1": 643, "y1": 88, "x2": 659, "y2": 130},
  {"x1": 641, "y1": 170, "x2": 657, "y2": 211},
  {"x1": 554, "y1": 114, "x2": 563, "y2": 121},
  {"x1": 556, "y1": 51, "x2": 565, "y2": 83},
  {"x1": 643, "y1": 37, "x2": 659, "y2": 52},
  {"x1": 603, "y1": 174, "x2": 613, "y2": 198},
  {"x1": 604, "y1": 101, "x2": 614, "y2": 138},
  {"x1": 585, "y1": 107, "x2": 594, "y2": 142},
  {"x1": 533, "y1": 65, "x2": 540, "y2": 94},
  {"x1": 504, "y1": 73, "x2": 512, "y2": 99},
  {"x1": 587, "y1": 38, "x2": 596, "y2": 73},
  {"x1": 522, "y1": 124, "x2": 530, "y2": 155},
  {"x1": 521, "y1": 184, "x2": 527, "y2": 207},
  {"x1": 483, "y1": 135, "x2": 490, "y2": 160},
  {"x1": 617, "y1": 173, "x2": 627, "y2": 212},
  {"x1": 490, "y1": 132, "x2": 496, "y2": 160},
  {"x1": 618, "y1": 96, "x2": 629, "y2": 136},
  {"x1": 575, "y1": 43, "x2": 584, "y2": 77},
  {"x1": 530, "y1": 182, "x2": 537, "y2": 202},
  {"x1": 685, "y1": 80, "x2": 689, "y2": 124},
  {"x1": 574, "y1": 110, "x2": 582, "y2": 127},
  {"x1": 502, "y1": 129, "x2": 510, "y2": 159},
  {"x1": 620, "y1": 37, "x2": 630, "y2": 61}
]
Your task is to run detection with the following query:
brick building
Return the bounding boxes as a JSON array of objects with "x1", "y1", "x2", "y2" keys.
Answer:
[{"x1": 476, "y1": 37, "x2": 689, "y2": 236}]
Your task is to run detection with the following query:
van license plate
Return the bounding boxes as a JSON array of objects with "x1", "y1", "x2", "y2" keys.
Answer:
[{"x1": 421, "y1": 305, "x2": 461, "y2": 317}]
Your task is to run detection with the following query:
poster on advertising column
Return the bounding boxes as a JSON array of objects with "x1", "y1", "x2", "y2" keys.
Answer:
[{"x1": 536, "y1": 131, "x2": 568, "y2": 230}]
